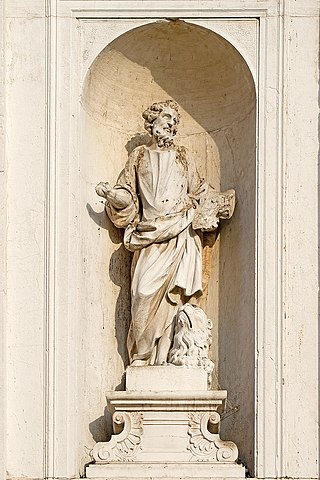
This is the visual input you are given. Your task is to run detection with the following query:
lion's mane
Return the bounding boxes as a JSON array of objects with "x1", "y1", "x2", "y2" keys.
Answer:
[{"x1": 168, "y1": 303, "x2": 214, "y2": 374}]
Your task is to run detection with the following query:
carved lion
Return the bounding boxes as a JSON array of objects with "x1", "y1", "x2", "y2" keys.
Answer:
[{"x1": 168, "y1": 303, "x2": 214, "y2": 374}]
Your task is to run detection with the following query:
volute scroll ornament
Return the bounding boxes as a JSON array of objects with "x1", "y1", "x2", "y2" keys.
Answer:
[
  {"x1": 91, "y1": 411, "x2": 143, "y2": 463},
  {"x1": 188, "y1": 411, "x2": 238, "y2": 462}
]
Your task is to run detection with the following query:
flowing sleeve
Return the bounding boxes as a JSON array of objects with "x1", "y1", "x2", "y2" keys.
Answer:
[
  {"x1": 105, "y1": 147, "x2": 142, "y2": 229},
  {"x1": 184, "y1": 149, "x2": 208, "y2": 202}
]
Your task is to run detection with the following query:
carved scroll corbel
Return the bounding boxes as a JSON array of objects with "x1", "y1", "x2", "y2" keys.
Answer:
[
  {"x1": 91, "y1": 411, "x2": 143, "y2": 462},
  {"x1": 188, "y1": 411, "x2": 238, "y2": 462}
]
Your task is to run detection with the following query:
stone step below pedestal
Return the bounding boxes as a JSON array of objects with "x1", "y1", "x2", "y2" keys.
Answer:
[{"x1": 87, "y1": 462, "x2": 245, "y2": 479}]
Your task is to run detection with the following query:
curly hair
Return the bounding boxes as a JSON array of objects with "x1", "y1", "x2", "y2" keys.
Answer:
[{"x1": 142, "y1": 100, "x2": 180, "y2": 135}]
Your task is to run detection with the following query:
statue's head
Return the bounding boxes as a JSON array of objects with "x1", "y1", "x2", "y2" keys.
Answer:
[{"x1": 142, "y1": 100, "x2": 180, "y2": 148}]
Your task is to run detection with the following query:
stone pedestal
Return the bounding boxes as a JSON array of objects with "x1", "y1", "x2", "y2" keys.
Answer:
[{"x1": 86, "y1": 367, "x2": 245, "y2": 479}]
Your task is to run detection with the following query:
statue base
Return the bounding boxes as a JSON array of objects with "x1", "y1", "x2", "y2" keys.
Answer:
[{"x1": 86, "y1": 366, "x2": 245, "y2": 479}]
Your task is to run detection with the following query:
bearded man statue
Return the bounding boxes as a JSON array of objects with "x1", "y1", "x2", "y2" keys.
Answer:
[{"x1": 95, "y1": 100, "x2": 234, "y2": 367}]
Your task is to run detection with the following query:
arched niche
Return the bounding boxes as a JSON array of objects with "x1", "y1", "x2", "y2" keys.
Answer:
[{"x1": 80, "y1": 20, "x2": 256, "y2": 473}]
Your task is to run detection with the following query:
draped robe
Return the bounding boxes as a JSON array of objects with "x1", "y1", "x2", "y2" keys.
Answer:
[{"x1": 106, "y1": 145, "x2": 207, "y2": 362}]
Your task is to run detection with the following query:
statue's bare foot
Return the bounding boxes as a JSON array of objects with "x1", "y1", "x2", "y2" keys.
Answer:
[
  {"x1": 154, "y1": 358, "x2": 169, "y2": 366},
  {"x1": 130, "y1": 359, "x2": 148, "y2": 366}
]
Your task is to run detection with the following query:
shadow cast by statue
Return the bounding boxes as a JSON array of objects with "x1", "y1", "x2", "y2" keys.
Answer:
[
  {"x1": 89, "y1": 408, "x2": 112, "y2": 443},
  {"x1": 86, "y1": 202, "x2": 123, "y2": 245},
  {"x1": 86, "y1": 202, "x2": 132, "y2": 370},
  {"x1": 89, "y1": 372, "x2": 127, "y2": 444},
  {"x1": 125, "y1": 132, "x2": 151, "y2": 154},
  {"x1": 109, "y1": 244, "x2": 132, "y2": 369}
]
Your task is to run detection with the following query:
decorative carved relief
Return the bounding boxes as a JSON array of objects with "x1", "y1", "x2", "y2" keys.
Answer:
[
  {"x1": 188, "y1": 412, "x2": 238, "y2": 462},
  {"x1": 91, "y1": 411, "x2": 143, "y2": 462}
]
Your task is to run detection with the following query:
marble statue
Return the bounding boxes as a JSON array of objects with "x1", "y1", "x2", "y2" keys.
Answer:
[{"x1": 96, "y1": 100, "x2": 235, "y2": 367}]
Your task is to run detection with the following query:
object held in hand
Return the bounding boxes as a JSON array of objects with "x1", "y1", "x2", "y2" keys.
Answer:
[{"x1": 192, "y1": 187, "x2": 236, "y2": 231}]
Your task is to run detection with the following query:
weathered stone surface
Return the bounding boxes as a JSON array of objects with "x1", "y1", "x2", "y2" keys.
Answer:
[
  {"x1": 3, "y1": 2, "x2": 319, "y2": 480},
  {"x1": 87, "y1": 388, "x2": 244, "y2": 478},
  {"x1": 126, "y1": 366, "x2": 208, "y2": 392},
  {"x1": 96, "y1": 102, "x2": 235, "y2": 368}
]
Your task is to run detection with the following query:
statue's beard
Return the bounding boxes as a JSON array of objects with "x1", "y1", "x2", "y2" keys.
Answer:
[{"x1": 153, "y1": 126, "x2": 175, "y2": 148}]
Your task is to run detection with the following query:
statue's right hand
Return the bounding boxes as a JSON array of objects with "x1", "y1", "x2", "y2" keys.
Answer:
[
  {"x1": 95, "y1": 182, "x2": 112, "y2": 198},
  {"x1": 96, "y1": 181, "x2": 132, "y2": 209}
]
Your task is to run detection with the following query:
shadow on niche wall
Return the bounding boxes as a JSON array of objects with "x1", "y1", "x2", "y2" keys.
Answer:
[
  {"x1": 86, "y1": 202, "x2": 132, "y2": 445},
  {"x1": 125, "y1": 133, "x2": 151, "y2": 154},
  {"x1": 86, "y1": 202, "x2": 132, "y2": 372},
  {"x1": 214, "y1": 113, "x2": 256, "y2": 476},
  {"x1": 89, "y1": 408, "x2": 111, "y2": 444},
  {"x1": 85, "y1": 131, "x2": 152, "y2": 447}
]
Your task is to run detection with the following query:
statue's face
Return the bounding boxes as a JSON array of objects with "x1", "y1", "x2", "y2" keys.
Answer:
[{"x1": 152, "y1": 107, "x2": 178, "y2": 146}]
